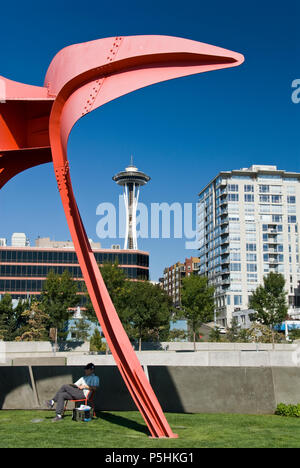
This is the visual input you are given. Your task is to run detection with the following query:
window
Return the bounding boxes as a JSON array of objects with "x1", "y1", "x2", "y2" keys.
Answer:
[
  {"x1": 246, "y1": 233, "x2": 257, "y2": 242},
  {"x1": 228, "y1": 184, "x2": 239, "y2": 192},
  {"x1": 230, "y1": 252, "x2": 241, "y2": 261},
  {"x1": 270, "y1": 185, "x2": 282, "y2": 194},
  {"x1": 260, "y1": 195, "x2": 270, "y2": 203},
  {"x1": 288, "y1": 216, "x2": 297, "y2": 223},
  {"x1": 244, "y1": 194, "x2": 254, "y2": 202},
  {"x1": 247, "y1": 253, "x2": 257, "y2": 261},
  {"x1": 228, "y1": 193, "x2": 239, "y2": 201},
  {"x1": 271, "y1": 205, "x2": 282, "y2": 213},
  {"x1": 229, "y1": 222, "x2": 240, "y2": 231},
  {"x1": 244, "y1": 185, "x2": 254, "y2": 192},
  {"x1": 260, "y1": 205, "x2": 270, "y2": 213},
  {"x1": 228, "y1": 203, "x2": 239, "y2": 213},
  {"x1": 246, "y1": 223, "x2": 256, "y2": 232},
  {"x1": 259, "y1": 185, "x2": 269, "y2": 193},
  {"x1": 247, "y1": 264, "x2": 257, "y2": 272},
  {"x1": 258, "y1": 175, "x2": 282, "y2": 180},
  {"x1": 230, "y1": 263, "x2": 241, "y2": 271},
  {"x1": 230, "y1": 283, "x2": 242, "y2": 292},
  {"x1": 271, "y1": 195, "x2": 282, "y2": 204},
  {"x1": 246, "y1": 243, "x2": 256, "y2": 252},
  {"x1": 247, "y1": 273, "x2": 258, "y2": 282},
  {"x1": 287, "y1": 196, "x2": 296, "y2": 204},
  {"x1": 234, "y1": 295, "x2": 242, "y2": 306}
]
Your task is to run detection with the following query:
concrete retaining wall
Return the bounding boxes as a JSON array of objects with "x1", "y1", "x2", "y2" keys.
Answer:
[
  {"x1": 1, "y1": 341, "x2": 300, "y2": 414},
  {"x1": 67, "y1": 349, "x2": 300, "y2": 367},
  {"x1": 2, "y1": 341, "x2": 89, "y2": 359},
  {"x1": 1, "y1": 365, "x2": 300, "y2": 414}
]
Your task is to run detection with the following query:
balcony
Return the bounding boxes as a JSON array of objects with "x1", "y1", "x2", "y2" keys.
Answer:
[
  {"x1": 221, "y1": 277, "x2": 230, "y2": 285},
  {"x1": 221, "y1": 267, "x2": 230, "y2": 274},
  {"x1": 265, "y1": 236, "x2": 280, "y2": 244},
  {"x1": 219, "y1": 198, "x2": 228, "y2": 207},
  {"x1": 221, "y1": 257, "x2": 230, "y2": 265},
  {"x1": 220, "y1": 218, "x2": 229, "y2": 227},
  {"x1": 220, "y1": 207, "x2": 228, "y2": 215},
  {"x1": 220, "y1": 236, "x2": 229, "y2": 245}
]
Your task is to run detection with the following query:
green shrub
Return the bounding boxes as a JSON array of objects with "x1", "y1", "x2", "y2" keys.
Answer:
[{"x1": 275, "y1": 403, "x2": 300, "y2": 417}]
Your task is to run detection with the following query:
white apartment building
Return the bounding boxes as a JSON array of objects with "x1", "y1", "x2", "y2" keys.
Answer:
[{"x1": 198, "y1": 165, "x2": 300, "y2": 327}]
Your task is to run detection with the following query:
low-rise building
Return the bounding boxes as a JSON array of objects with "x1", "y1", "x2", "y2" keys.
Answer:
[
  {"x1": 0, "y1": 235, "x2": 149, "y2": 302},
  {"x1": 162, "y1": 257, "x2": 200, "y2": 307}
]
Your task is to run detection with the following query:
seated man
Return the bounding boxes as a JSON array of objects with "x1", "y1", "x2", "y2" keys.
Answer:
[{"x1": 45, "y1": 362, "x2": 99, "y2": 422}]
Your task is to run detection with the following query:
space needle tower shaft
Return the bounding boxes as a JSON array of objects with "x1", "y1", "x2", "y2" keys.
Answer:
[{"x1": 113, "y1": 158, "x2": 150, "y2": 250}]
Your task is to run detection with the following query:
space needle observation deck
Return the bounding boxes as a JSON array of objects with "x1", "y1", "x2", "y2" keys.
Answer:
[{"x1": 113, "y1": 157, "x2": 150, "y2": 250}]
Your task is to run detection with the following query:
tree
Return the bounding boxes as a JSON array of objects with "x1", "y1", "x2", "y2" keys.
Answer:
[
  {"x1": 69, "y1": 312, "x2": 90, "y2": 341},
  {"x1": 0, "y1": 294, "x2": 13, "y2": 340},
  {"x1": 168, "y1": 329, "x2": 187, "y2": 342},
  {"x1": 0, "y1": 295, "x2": 35, "y2": 341},
  {"x1": 208, "y1": 326, "x2": 222, "y2": 343},
  {"x1": 123, "y1": 281, "x2": 173, "y2": 351},
  {"x1": 40, "y1": 270, "x2": 80, "y2": 340},
  {"x1": 226, "y1": 318, "x2": 241, "y2": 343},
  {"x1": 249, "y1": 272, "x2": 288, "y2": 347},
  {"x1": 11, "y1": 298, "x2": 32, "y2": 340},
  {"x1": 181, "y1": 275, "x2": 215, "y2": 351},
  {"x1": 244, "y1": 323, "x2": 284, "y2": 344},
  {"x1": 84, "y1": 261, "x2": 128, "y2": 324},
  {"x1": 15, "y1": 302, "x2": 50, "y2": 341},
  {"x1": 90, "y1": 327, "x2": 106, "y2": 352}
]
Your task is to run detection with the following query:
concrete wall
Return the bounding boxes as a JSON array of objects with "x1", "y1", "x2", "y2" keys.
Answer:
[
  {"x1": 1, "y1": 364, "x2": 300, "y2": 414},
  {"x1": 67, "y1": 348, "x2": 300, "y2": 367},
  {"x1": 1, "y1": 340, "x2": 298, "y2": 357},
  {"x1": 2, "y1": 341, "x2": 89, "y2": 359},
  {"x1": 1, "y1": 341, "x2": 300, "y2": 414}
]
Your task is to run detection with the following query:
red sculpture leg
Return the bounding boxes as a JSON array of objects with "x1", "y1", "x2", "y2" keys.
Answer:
[
  {"x1": 53, "y1": 159, "x2": 178, "y2": 438},
  {"x1": 0, "y1": 35, "x2": 244, "y2": 438}
]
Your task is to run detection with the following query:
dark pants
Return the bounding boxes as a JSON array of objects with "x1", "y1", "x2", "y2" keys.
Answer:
[{"x1": 53, "y1": 384, "x2": 85, "y2": 415}]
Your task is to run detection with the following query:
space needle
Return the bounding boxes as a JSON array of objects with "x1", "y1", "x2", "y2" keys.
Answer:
[{"x1": 113, "y1": 157, "x2": 150, "y2": 250}]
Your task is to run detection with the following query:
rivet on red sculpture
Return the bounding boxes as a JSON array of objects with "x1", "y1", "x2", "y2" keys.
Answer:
[{"x1": 0, "y1": 36, "x2": 244, "y2": 438}]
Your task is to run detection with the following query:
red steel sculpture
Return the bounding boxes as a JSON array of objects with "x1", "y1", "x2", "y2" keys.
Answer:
[{"x1": 0, "y1": 36, "x2": 244, "y2": 438}]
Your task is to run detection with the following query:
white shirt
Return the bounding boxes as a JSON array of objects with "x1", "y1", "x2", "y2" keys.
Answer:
[{"x1": 74, "y1": 374, "x2": 100, "y2": 398}]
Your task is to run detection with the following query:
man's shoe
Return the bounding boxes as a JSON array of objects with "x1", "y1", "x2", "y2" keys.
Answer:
[
  {"x1": 52, "y1": 415, "x2": 63, "y2": 422},
  {"x1": 45, "y1": 400, "x2": 54, "y2": 409}
]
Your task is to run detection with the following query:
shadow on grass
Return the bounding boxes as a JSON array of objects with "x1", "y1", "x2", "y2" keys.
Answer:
[{"x1": 96, "y1": 411, "x2": 149, "y2": 436}]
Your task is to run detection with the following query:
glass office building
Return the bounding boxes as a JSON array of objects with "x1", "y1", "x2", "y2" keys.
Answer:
[{"x1": 0, "y1": 246, "x2": 149, "y2": 300}]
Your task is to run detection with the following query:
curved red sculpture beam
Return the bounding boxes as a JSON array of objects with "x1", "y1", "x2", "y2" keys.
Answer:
[{"x1": 0, "y1": 35, "x2": 244, "y2": 438}]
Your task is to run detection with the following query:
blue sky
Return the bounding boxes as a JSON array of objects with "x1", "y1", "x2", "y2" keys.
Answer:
[{"x1": 0, "y1": 0, "x2": 299, "y2": 280}]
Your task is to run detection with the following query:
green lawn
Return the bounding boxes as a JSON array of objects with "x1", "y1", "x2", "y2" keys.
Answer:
[{"x1": 0, "y1": 410, "x2": 300, "y2": 448}]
